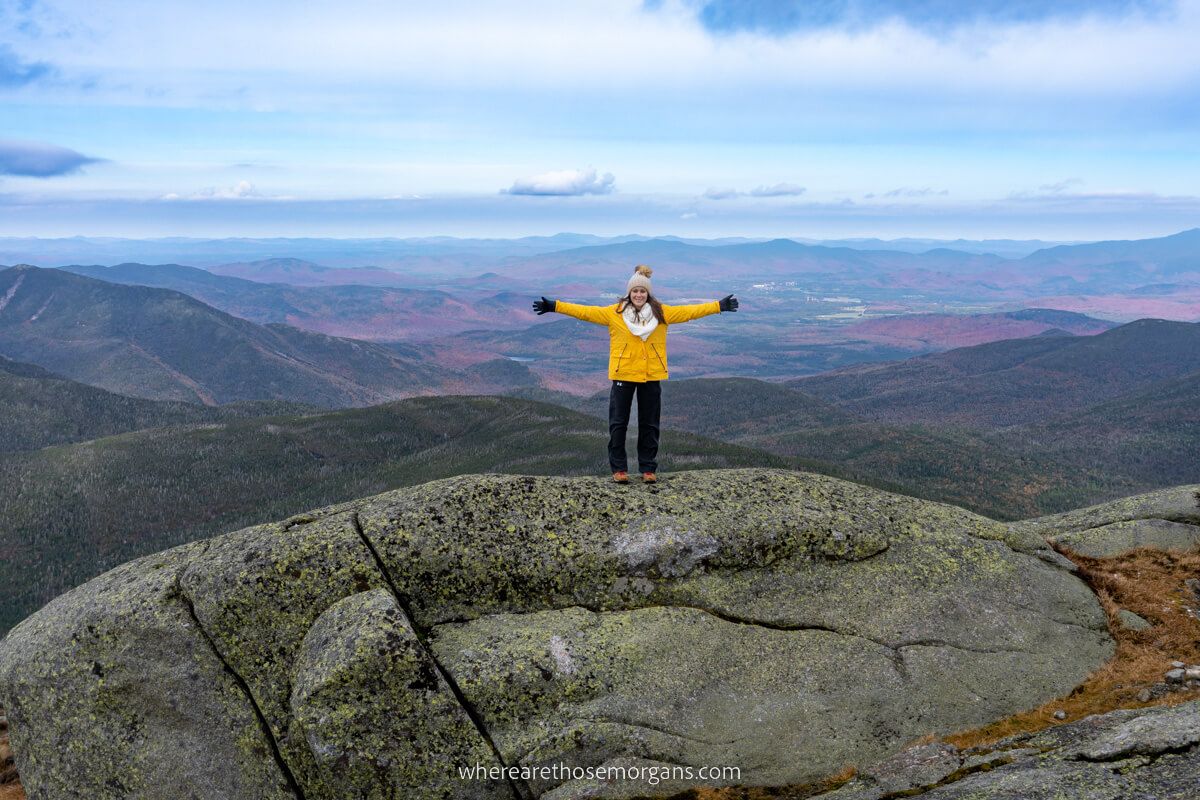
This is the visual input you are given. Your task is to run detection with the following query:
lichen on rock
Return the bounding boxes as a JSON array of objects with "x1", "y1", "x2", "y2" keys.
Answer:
[
  {"x1": 0, "y1": 541, "x2": 295, "y2": 800},
  {"x1": 290, "y1": 588, "x2": 506, "y2": 799}
]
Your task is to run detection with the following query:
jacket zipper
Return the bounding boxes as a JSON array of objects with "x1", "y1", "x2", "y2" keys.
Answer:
[{"x1": 615, "y1": 344, "x2": 628, "y2": 374}]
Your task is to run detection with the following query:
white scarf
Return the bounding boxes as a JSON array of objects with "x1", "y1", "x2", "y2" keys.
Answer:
[{"x1": 622, "y1": 301, "x2": 659, "y2": 341}]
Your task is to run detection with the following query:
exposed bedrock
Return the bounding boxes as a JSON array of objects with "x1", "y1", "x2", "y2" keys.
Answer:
[{"x1": 0, "y1": 469, "x2": 1124, "y2": 799}]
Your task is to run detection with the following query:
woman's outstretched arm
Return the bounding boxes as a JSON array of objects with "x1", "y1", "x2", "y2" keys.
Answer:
[
  {"x1": 544, "y1": 298, "x2": 612, "y2": 325},
  {"x1": 662, "y1": 295, "x2": 736, "y2": 324}
]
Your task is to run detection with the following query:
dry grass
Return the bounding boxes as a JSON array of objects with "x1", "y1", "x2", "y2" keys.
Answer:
[
  {"x1": 943, "y1": 544, "x2": 1200, "y2": 749},
  {"x1": 639, "y1": 766, "x2": 857, "y2": 800}
]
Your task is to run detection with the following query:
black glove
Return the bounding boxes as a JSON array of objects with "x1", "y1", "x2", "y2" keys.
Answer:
[
  {"x1": 532, "y1": 296, "x2": 557, "y2": 315},
  {"x1": 719, "y1": 294, "x2": 738, "y2": 312}
]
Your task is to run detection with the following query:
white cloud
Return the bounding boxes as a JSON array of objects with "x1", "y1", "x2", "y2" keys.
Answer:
[
  {"x1": 705, "y1": 183, "x2": 806, "y2": 199},
  {"x1": 749, "y1": 182, "x2": 806, "y2": 197},
  {"x1": 1004, "y1": 186, "x2": 1189, "y2": 204},
  {"x1": 505, "y1": 167, "x2": 615, "y2": 196},
  {"x1": 213, "y1": 180, "x2": 258, "y2": 198},
  {"x1": 162, "y1": 180, "x2": 261, "y2": 200},
  {"x1": 881, "y1": 186, "x2": 949, "y2": 197}
]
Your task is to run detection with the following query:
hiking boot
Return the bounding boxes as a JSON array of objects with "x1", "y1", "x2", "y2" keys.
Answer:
[
  {"x1": 612, "y1": 471, "x2": 630, "y2": 484},
  {"x1": 641, "y1": 472, "x2": 657, "y2": 483}
]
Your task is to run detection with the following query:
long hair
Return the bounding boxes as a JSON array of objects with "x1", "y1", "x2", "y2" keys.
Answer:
[{"x1": 618, "y1": 292, "x2": 665, "y2": 323}]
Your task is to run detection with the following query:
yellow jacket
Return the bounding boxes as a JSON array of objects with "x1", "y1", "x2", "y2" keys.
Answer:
[{"x1": 555, "y1": 299, "x2": 722, "y2": 382}]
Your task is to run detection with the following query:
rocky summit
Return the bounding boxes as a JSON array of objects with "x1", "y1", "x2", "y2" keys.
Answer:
[
  {"x1": 0, "y1": 468, "x2": 1147, "y2": 799},
  {"x1": 1010, "y1": 483, "x2": 1200, "y2": 558}
]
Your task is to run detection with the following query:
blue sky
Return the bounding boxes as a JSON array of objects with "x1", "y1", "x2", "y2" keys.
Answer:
[{"x1": 2, "y1": 0, "x2": 1199, "y2": 239}]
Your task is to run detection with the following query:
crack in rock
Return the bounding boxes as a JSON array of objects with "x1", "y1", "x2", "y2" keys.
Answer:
[
  {"x1": 895, "y1": 640, "x2": 1031, "y2": 656},
  {"x1": 173, "y1": 573, "x2": 307, "y2": 800},
  {"x1": 352, "y1": 513, "x2": 528, "y2": 800},
  {"x1": 1071, "y1": 739, "x2": 1200, "y2": 766}
]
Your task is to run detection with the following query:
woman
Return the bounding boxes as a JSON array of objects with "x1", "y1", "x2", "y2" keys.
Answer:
[{"x1": 532, "y1": 264, "x2": 738, "y2": 484}]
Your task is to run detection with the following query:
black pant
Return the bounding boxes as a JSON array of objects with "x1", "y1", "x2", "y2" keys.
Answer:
[{"x1": 608, "y1": 380, "x2": 661, "y2": 473}]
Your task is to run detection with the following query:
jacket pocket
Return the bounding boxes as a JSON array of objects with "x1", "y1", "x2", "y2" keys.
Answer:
[{"x1": 614, "y1": 343, "x2": 628, "y2": 374}]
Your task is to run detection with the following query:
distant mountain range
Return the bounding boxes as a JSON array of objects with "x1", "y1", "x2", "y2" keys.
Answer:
[
  {"x1": 59, "y1": 261, "x2": 534, "y2": 339},
  {"x1": 209, "y1": 257, "x2": 412, "y2": 285},
  {"x1": 3, "y1": 227, "x2": 1197, "y2": 282},
  {"x1": 1021, "y1": 227, "x2": 1200, "y2": 273},
  {"x1": 4, "y1": 227, "x2": 1198, "y2": 392},
  {"x1": 0, "y1": 265, "x2": 538, "y2": 406},
  {"x1": 0, "y1": 233, "x2": 654, "y2": 270},
  {"x1": 809, "y1": 236, "x2": 1072, "y2": 257},
  {"x1": 0, "y1": 232, "x2": 1063, "y2": 268},
  {"x1": 435, "y1": 229, "x2": 1198, "y2": 335},
  {"x1": 2, "y1": 262, "x2": 1126, "y2": 393},
  {"x1": 498, "y1": 237, "x2": 1011, "y2": 290},
  {"x1": 789, "y1": 318, "x2": 1200, "y2": 427}
]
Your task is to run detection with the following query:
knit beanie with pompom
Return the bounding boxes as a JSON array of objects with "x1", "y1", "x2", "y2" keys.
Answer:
[{"x1": 626, "y1": 264, "x2": 653, "y2": 295}]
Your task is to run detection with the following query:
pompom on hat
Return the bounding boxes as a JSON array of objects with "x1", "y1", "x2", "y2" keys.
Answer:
[{"x1": 626, "y1": 264, "x2": 653, "y2": 295}]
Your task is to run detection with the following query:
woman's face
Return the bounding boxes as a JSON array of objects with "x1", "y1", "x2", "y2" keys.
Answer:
[{"x1": 630, "y1": 286, "x2": 648, "y2": 307}]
